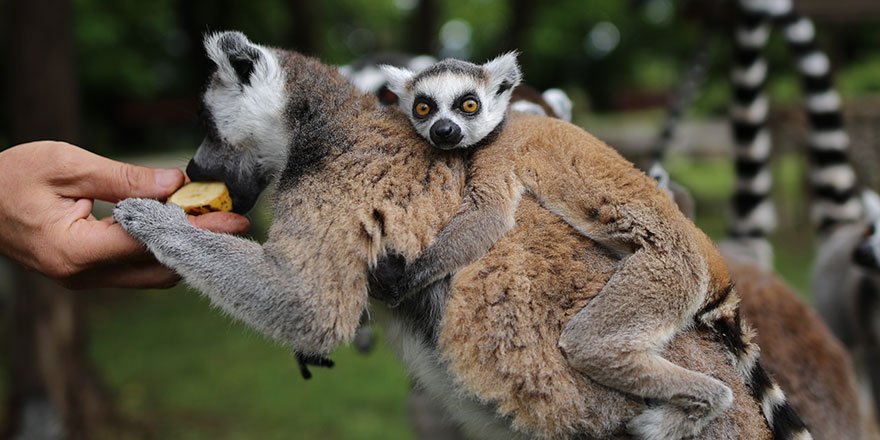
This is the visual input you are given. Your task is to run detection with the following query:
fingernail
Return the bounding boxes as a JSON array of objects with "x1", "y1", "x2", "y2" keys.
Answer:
[{"x1": 155, "y1": 169, "x2": 182, "y2": 188}]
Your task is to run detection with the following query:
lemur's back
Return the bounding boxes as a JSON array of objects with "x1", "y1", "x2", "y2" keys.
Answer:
[{"x1": 480, "y1": 112, "x2": 732, "y2": 301}]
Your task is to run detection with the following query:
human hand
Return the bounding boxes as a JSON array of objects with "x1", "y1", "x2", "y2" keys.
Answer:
[{"x1": 0, "y1": 141, "x2": 250, "y2": 289}]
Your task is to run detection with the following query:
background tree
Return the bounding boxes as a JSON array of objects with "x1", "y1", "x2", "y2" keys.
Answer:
[{"x1": 4, "y1": 0, "x2": 122, "y2": 438}]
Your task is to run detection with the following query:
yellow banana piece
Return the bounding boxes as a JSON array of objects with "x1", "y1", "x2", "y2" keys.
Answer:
[{"x1": 167, "y1": 181, "x2": 233, "y2": 215}]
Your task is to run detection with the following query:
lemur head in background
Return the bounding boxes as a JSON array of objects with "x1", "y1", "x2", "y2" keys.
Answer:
[
  {"x1": 338, "y1": 53, "x2": 437, "y2": 105},
  {"x1": 381, "y1": 53, "x2": 522, "y2": 150},
  {"x1": 853, "y1": 190, "x2": 880, "y2": 270}
]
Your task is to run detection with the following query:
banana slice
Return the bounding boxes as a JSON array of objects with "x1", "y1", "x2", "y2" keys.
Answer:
[{"x1": 167, "y1": 181, "x2": 233, "y2": 215}]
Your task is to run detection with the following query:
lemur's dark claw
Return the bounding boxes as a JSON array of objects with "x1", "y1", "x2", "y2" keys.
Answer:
[{"x1": 295, "y1": 352, "x2": 335, "y2": 380}]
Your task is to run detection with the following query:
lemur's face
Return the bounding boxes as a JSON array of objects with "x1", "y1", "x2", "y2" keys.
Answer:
[
  {"x1": 853, "y1": 190, "x2": 880, "y2": 271},
  {"x1": 187, "y1": 32, "x2": 290, "y2": 213},
  {"x1": 382, "y1": 54, "x2": 522, "y2": 150}
]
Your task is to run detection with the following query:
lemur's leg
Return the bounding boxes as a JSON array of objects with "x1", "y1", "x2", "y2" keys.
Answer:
[
  {"x1": 558, "y1": 249, "x2": 733, "y2": 440},
  {"x1": 372, "y1": 176, "x2": 523, "y2": 307},
  {"x1": 113, "y1": 198, "x2": 363, "y2": 356}
]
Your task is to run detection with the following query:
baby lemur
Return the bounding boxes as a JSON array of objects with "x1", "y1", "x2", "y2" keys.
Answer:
[{"x1": 377, "y1": 54, "x2": 810, "y2": 439}]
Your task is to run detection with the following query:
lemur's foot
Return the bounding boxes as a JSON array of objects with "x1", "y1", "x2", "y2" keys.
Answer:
[
  {"x1": 353, "y1": 325, "x2": 376, "y2": 354},
  {"x1": 114, "y1": 198, "x2": 190, "y2": 242},
  {"x1": 295, "y1": 353, "x2": 334, "y2": 380},
  {"x1": 628, "y1": 382, "x2": 733, "y2": 440},
  {"x1": 368, "y1": 253, "x2": 410, "y2": 308}
]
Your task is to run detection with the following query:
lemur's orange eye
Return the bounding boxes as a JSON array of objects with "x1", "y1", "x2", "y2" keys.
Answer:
[
  {"x1": 461, "y1": 99, "x2": 479, "y2": 113},
  {"x1": 415, "y1": 102, "x2": 431, "y2": 117}
]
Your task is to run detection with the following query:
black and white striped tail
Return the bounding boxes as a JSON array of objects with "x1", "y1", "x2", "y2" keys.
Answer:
[
  {"x1": 729, "y1": 2, "x2": 777, "y2": 239},
  {"x1": 699, "y1": 284, "x2": 813, "y2": 439},
  {"x1": 773, "y1": 7, "x2": 863, "y2": 232}
]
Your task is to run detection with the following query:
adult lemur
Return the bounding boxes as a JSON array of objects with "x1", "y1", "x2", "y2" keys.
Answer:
[{"x1": 114, "y1": 32, "x2": 804, "y2": 439}]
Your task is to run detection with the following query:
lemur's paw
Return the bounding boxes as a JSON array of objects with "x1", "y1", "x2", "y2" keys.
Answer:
[
  {"x1": 295, "y1": 352, "x2": 334, "y2": 380},
  {"x1": 353, "y1": 325, "x2": 376, "y2": 354},
  {"x1": 114, "y1": 198, "x2": 189, "y2": 242},
  {"x1": 368, "y1": 253, "x2": 408, "y2": 308},
  {"x1": 629, "y1": 404, "x2": 712, "y2": 440}
]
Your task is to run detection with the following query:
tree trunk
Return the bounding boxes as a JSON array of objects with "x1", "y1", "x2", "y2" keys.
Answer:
[
  {"x1": 408, "y1": 0, "x2": 439, "y2": 55},
  {"x1": 287, "y1": 0, "x2": 316, "y2": 55},
  {"x1": 506, "y1": 0, "x2": 537, "y2": 53},
  {"x1": 4, "y1": 0, "x2": 122, "y2": 438}
]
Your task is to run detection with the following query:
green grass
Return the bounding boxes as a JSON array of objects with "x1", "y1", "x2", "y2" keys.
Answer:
[{"x1": 87, "y1": 292, "x2": 413, "y2": 440}]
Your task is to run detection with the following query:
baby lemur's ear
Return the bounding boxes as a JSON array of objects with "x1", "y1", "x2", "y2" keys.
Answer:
[
  {"x1": 483, "y1": 52, "x2": 522, "y2": 96},
  {"x1": 204, "y1": 31, "x2": 279, "y2": 87},
  {"x1": 379, "y1": 65, "x2": 415, "y2": 98}
]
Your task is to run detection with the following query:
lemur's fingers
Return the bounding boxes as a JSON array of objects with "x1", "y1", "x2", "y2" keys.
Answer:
[
  {"x1": 295, "y1": 352, "x2": 335, "y2": 380},
  {"x1": 368, "y1": 253, "x2": 408, "y2": 307}
]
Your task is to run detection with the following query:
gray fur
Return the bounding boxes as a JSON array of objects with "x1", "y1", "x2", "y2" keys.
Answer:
[{"x1": 113, "y1": 198, "x2": 340, "y2": 355}]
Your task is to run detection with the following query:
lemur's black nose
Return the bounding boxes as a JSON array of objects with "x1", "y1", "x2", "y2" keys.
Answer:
[
  {"x1": 185, "y1": 159, "x2": 211, "y2": 182},
  {"x1": 429, "y1": 119, "x2": 463, "y2": 149},
  {"x1": 854, "y1": 243, "x2": 880, "y2": 269}
]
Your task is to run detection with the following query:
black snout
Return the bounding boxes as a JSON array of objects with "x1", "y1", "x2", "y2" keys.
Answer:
[
  {"x1": 185, "y1": 159, "x2": 263, "y2": 214},
  {"x1": 429, "y1": 119, "x2": 463, "y2": 149},
  {"x1": 854, "y1": 243, "x2": 880, "y2": 270}
]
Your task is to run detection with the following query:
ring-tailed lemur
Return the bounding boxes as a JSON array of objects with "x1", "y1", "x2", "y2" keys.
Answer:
[
  {"x1": 373, "y1": 53, "x2": 811, "y2": 439},
  {"x1": 113, "y1": 32, "x2": 796, "y2": 439}
]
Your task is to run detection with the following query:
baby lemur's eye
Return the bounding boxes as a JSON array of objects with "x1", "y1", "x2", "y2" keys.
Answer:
[
  {"x1": 414, "y1": 102, "x2": 432, "y2": 118},
  {"x1": 460, "y1": 98, "x2": 479, "y2": 114}
]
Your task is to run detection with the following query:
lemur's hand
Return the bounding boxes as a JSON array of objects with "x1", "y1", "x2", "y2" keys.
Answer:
[
  {"x1": 368, "y1": 253, "x2": 410, "y2": 307},
  {"x1": 295, "y1": 352, "x2": 334, "y2": 380}
]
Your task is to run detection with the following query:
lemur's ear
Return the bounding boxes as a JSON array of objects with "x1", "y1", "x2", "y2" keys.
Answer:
[
  {"x1": 407, "y1": 55, "x2": 437, "y2": 73},
  {"x1": 542, "y1": 88, "x2": 573, "y2": 122},
  {"x1": 483, "y1": 52, "x2": 522, "y2": 96},
  {"x1": 379, "y1": 65, "x2": 415, "y2": 97},
  {"x1": 204, "y1": 31, "x2": 277, "y2": 86},
  {"x1": 863, "y1": 190, "x2": 880, "y2": 221}
]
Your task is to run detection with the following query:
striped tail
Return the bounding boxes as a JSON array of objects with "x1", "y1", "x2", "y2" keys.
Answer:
[
  {"x1": 699, "y1": 285, "x2": 813, "y2": 439},
  {"x1": 772, "y1": 7, "x2": 864, "y2": 232},
  {"x1": 729, "y1": 2, "x2": 777, "y2": 240}
]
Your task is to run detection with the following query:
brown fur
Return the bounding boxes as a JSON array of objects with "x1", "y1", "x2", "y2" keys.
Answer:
[
  {"x1": 388, "y1": 110, "x2": 739, "y2": 437},
  {"x1": 440, "y1": 198, "x2": 770, "y2": 438},
  {"x1": 264, "y1": 102, "x2": 770, "y2": 438}
]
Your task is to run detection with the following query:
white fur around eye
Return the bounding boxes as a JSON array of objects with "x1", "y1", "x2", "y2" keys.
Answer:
[{"x1": 403, "y1": 72, "x2": 513, "y2": 148}]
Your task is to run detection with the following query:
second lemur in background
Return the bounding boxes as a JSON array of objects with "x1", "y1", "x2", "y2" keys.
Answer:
[{"x1": 377, "y1": 54, "x2": 811, "y2": 440}]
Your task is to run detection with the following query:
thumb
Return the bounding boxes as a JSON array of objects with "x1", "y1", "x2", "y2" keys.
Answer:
[{"x1": 56, "y1": 148, "x2": 185, "y2": 202}]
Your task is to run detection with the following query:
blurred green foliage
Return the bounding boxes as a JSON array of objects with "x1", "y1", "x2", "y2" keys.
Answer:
[{"x1": 3, "y1": 0, "x2": 879, "y2": 155}]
